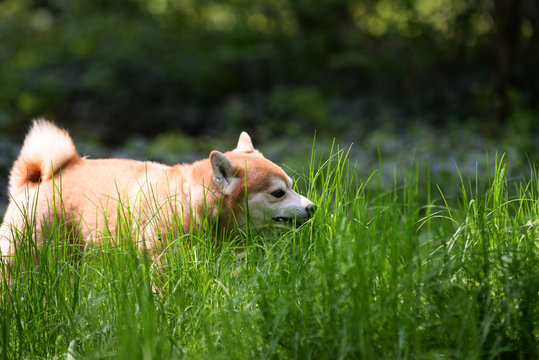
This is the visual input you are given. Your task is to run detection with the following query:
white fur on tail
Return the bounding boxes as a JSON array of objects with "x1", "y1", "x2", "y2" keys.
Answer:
[{"x1": 8, "y1": 119, "x2": 78, "y2": 195}]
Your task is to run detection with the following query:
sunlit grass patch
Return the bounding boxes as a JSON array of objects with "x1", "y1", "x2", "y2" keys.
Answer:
[{"x1": 1, "y1": 148, "x2": 537, "y2": 359}]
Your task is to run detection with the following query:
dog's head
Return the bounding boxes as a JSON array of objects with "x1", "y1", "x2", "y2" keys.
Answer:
[{"x1": 209, "y1": 132, "x2": 315, "y2": 229}]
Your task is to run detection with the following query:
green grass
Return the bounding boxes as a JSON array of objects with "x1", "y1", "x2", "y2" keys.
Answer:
[{"x1": 1, "y1": 147, "x2": 538, "y2": 359}]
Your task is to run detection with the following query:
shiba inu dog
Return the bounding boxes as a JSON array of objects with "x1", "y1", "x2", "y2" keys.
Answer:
[{"x1": 0, "y1": 119, "x2": 315, "y2": 258}]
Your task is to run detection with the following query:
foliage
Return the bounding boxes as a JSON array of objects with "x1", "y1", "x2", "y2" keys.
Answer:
[
  {"x1": 0, "y1": 150, "x2": 537, "y2": 358},
  {"x1": 0, "y1": 0, "x2": 538, "y2": 141}
]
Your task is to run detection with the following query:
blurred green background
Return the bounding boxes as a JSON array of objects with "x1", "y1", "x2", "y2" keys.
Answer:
[{"x1": 0, "y1": 0, "x2": 538, "y2": 209}]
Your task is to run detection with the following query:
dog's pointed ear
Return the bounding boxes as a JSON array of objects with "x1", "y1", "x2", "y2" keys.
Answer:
[
  {"x1": 235, "y1": 131, "x2": 254, "y2": 152},
  {"x1": 210, "y1": 151, "x2": 235, "y2": 184}
]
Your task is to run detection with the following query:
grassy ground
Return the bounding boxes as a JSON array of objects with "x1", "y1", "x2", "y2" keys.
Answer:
[{"x1": 0, "y1": 147, "x2": 538, "y2": 359}]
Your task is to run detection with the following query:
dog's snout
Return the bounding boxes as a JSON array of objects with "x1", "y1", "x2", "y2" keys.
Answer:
[{"x1": 305, "y1": 204, "x2": 316, "y2": 218}]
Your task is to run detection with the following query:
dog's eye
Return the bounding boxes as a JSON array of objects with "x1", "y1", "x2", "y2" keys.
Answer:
[{"x1": 271, "y1": 189, "x2": 286, "y2": 198}]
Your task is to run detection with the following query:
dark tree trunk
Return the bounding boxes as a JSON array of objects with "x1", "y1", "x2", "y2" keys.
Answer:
[{"x1": 492, "y1": 0, "x2": 524, "y2": 122}]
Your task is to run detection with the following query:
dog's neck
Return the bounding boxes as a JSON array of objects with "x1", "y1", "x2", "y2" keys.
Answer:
[{"x1": 150, "y1": 159, "x2": 240, "y2": 237}]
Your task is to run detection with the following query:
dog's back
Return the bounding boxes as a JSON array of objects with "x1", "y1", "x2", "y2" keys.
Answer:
[{"x1": 1, "y1": 120, "x2": 178, "y2": 255}]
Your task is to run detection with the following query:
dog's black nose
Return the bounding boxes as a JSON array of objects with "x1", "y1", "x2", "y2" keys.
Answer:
[{"x1": 305, "y1": 204, "x2": 316, "y2": 218}]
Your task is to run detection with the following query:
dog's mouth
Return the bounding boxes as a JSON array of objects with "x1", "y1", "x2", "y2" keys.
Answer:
[
  {"x1": 272, "y1": 216, "x2": 293, "y2": 224},
  {"x1": 272, "y1": 216, "x2": 308, "y2": 226}
]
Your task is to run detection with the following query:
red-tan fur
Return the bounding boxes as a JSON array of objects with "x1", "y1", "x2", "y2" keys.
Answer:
[{"x1": 0, "y1": 119, "x2": 300, "y2": 259}]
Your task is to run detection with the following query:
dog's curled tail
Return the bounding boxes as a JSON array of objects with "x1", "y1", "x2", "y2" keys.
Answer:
[{"x1": 9, "y1": 118, "x2": 79, "y2": 195}]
